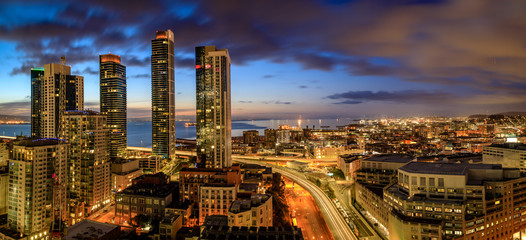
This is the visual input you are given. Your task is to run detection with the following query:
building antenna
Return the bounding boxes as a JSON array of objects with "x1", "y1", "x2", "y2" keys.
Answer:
[{"x1": 60, "y1": 56, "x2": 66, "y2": 65}]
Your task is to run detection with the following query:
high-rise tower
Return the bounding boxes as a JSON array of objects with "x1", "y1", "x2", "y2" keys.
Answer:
[
  {"x1": 8, "y1": 139, "x2": 68, "y2": 237},
  {"x1": 151, "y1": 30, "x2": 175, "y2": 159},
  {"x1": 195, "y1": 46, "x2": 232, "y2": 168},
  {"x1": 99, "y1": 54, "x2": 127, "y2": 158},
  {"x1": 31, "y1": 60, "x2": 84, "y2": 138},
  {"x1": 61, "y1": 110, "x2": 111, "y2": 215}
]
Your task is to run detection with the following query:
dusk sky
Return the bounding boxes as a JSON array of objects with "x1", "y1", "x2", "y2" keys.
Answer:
[{"x1": 0, "y1": 0, "x2": 525, "y2": 120}]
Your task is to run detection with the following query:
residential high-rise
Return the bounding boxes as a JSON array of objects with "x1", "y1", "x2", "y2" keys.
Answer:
[
  {"x1": 99, "y1": 53, "x2": 127, "y2": 158},
  {"x1": 61, "y1": 110, "x2": 111, "y2": 215},
  {"x1": 195, "y1": 46, "x2": 232, "y2": 168},
  {"x1": 31, "y1": 60, "x2": 84, "y2": 138},
  {"x1": 8, "y1": 138, "x2": 68, "y2": 238},
  {"x1": 151, "y1": 30, "x2": 176, "y2": 160}
]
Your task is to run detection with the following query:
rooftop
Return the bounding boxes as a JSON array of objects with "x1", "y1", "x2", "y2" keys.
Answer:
[
  {"x1": 65, "y1": 219, "x2": 119, "y2": 240},
  {"x1": 363, "y1": 154, "x2": 414, "y2": 163},
  {"x1": 487, "y1": 143, "x2": 526, "y2": 151},
  {"x1": 400, "y1": 162, "x2": 502, "y2": 175},
  {"x1": 65, "y1": 110, "x2": 101, "y2": 115},
  {"x1": 120, "y1": 182, "x2": 177, "y2": 198},
  {"x1": 229, "y1": 194, "x2": 271, "y2": 214},
  {"x1": 15, "y1": 138, "x2": 66, "y2": 147}
]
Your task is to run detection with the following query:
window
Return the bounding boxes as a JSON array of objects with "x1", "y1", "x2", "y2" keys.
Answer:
[
  {"x1": 438, "y1": 178, "x2": 444, "y2": 187},
  {"x1": 412, "y1": 177, "x2": 417, "y2": 185},
  {"x1": 420, "y1": 177, "x2": 426, "y2": 186},
  {"x1": 429, "y1": 178, "x2": 435, "y2": 186}
]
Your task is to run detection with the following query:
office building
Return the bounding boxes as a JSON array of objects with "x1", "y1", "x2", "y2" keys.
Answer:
[
  {"x1": 384, "y1": 162, "x2": 526, "y2": 240},
  {"x1": 8, "y1": 139, "x2": 68, "y2": 238},
  {"x1": 195, "y1": 46, "x2": 232, "y2": 168},
  {"x1": 482, "y1": 143, "x2": 526, "y2": 171},
  {"x1": 61, "y1": 110, "x2": 111, "y2": 214},
  {"x1": 151, "y1": 30, "x2": 175, "y2": 160},
  {"x1": 111, "y1": 158, "x2": 143, "y2": 193},
  {"x1": 31, "y1": 60, "x2": 84, "y2": 138},
  {"x1": 99, "y1": 54, "x2": 127, "y2": 158}
]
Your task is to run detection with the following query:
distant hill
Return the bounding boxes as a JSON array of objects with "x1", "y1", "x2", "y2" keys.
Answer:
[
  {"x1": 0, "y1": 115, "x2": 30, "y2": 122},
  {"x1": 469, "y1": 112, "x2": 526, "y2": 119},
  {"x1": 499, "y1": 112, "x2": 526, "y2": 117}
]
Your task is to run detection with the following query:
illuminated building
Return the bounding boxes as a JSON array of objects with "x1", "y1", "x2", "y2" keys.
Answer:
[
  {"x1": 195, "y1": 46, "x2": 231, "y2": 168},
  {"x1": 264, "y1": 129, "x2": 277, "y2": 148},
  {"x1": 30, "y1": 60, "x2": 84, "y2": 138},
  {"x1": 228, "y1": 194, "x2": 273, "y2": 227},
  {"x1": 7, "y1": 138, "x2": 67, "y2": 238},
  {"x1": 199, "y1": 185, "x2": 237, "y2": 224},
  {"x1": 384, "y1": 162, "x2": 526, "y2": 240},
  {"x1": 99, "y1": 54, "x2": 127, "y2": 158},
  {"x1": 114, "y1": 181, "x2": 177, "y2": 225},
  {"x1": 111, "y1": 158, "x2": 143, "y2": 193},
  {"x1": 151, "y1": 30, "x2": 176, "y2": 160},
  {"x1": 482, "y1": 143, "x2": 526, "y2": 171},
  {"x1": 61, "y1": 110, "x2": 111, "y2": 215},
  {"x1": 243, "y1": 130, "x2": 259, "y2": 146}
]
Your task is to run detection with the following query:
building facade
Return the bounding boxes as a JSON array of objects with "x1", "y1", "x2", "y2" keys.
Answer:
[
  {"x1": 195, "y1": 46, "x2": 232, "y2": 168},
  {"x1": 384, "y1": 162, "x2": 526, "y2": 240},
  {"x1": 61, "y1": 111, "x2": 111, "y2": 214},
  {"x1": 99, "y1": 54, "x2": 127, "y2": 159},
  {"x1": 199, "y1": 185, "x2": 237, "y2": 224},
  {"x1": 228, "y1": 194, "x2": 272, "y2": 227},
  {"x1": 8, "y1": 139, "x2": 68, "y2": 238},
  {"x1": 482, "y1": 143, "x2": 526, "y2": 171},
  {"x1": 151, "y1": 30, "x2": 176, "y2": 160},
  {"x1": 31, "y1": 62, "x2": 84, "y2": 138}
]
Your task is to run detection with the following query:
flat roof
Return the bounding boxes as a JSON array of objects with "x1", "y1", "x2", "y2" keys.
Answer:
[
  {"x1": 487, "y1": 143, "x2": 526, "y2": 151},
  {"x1": 65, "y1": 219, "x2": 119, "y2": 240},
  {"x1": 363, "y1": 154, "x2": 414, "y2": 163},
  {"x1": 400, "y1": 162, "x2": 501, "y2": 175}
]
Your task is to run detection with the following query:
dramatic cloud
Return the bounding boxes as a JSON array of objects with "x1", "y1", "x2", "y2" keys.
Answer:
[
  {"x1": 327, "y1": 90, "x2": 454, "y2": 104},
  {"x1": 0, "y1": 101, "x2": 30, "y2": 115},
  {"x1": 0, "y1": 0, "x2": 525, "y2": 116}
]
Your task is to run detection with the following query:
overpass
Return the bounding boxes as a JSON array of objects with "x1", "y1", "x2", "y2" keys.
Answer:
[{"x1": 233, "y1": 158, "x2": 358, "y2": 240}]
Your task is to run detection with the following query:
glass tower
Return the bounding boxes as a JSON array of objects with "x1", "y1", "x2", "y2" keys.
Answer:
[
  {"x1": 151, "y1": 30, "x2": 176, "y2": 160},
  {"x1": 195, "y1": 46, "x2": 232, "y2": 168},
  {"x1": 99, "y1": 54, "x2": 127, "y2": 158}
]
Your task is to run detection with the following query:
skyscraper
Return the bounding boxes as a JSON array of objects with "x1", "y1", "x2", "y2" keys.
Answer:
[
  {"x1": 195, "y1": 46, "x2": 232, "y2": 168},
  {"x1": 8, "y1": 139, "x2": 68, "y2": 238},
  {"x1": 61, "y1": 110, "x2": 111, "y2": 215},
  {"x1": 151, "y1": 30, "x2": 175, "y2": 159},
  {"x1": 99, "y1": 54, "x2": 127, "y2": 158},
  {"x1": 31, "y1": 60, "x2": 84, "y2": 138}
]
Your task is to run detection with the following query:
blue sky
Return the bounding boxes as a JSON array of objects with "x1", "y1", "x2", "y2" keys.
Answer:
[{"x1": 0, "y1": 0, "x2": 525, "y2": 120}]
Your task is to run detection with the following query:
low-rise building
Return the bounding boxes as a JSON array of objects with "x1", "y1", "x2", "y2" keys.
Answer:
[
  {"x1": 64, "y1": 220, "x2": 120, "y2": 240},
  {"x1": 111, "y1": 158, "x2": 143, "y2": 193},
  {"x1": 228, "y1": 194, "x2": 272, "y2": 227},
  {"x1": 114, "y1": 182, "x2": 177, "y2": 225},
  {"x1": 199, "y1": 185, "x2": 238, "y2": 224}
]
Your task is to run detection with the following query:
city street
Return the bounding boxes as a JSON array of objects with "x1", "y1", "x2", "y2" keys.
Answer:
[
  {"x1": 284, "y1": 178, "x2": 333, "y2": 240},
  {"x1": 234, "y1": 158, "x2": 357, "y2": 240}
]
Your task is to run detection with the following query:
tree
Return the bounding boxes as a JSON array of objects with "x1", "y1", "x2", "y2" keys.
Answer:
[{"x1": 267, "y1": 172, "x2": 292, "y2": 227}]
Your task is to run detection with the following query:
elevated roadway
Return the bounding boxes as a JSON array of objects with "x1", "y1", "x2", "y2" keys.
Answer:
[{"x1": 234, "y1": 158, "x2": 357, "y2": 240}]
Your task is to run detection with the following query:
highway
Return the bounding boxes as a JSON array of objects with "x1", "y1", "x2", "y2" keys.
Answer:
[{"x1": 234, "y1": 158, "x2": 357, "y2": 240}]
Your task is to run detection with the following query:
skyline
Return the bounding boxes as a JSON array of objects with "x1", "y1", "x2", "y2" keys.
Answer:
[{"x1": 1, "y1": 0, "x2": 525, "y2": 120}]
